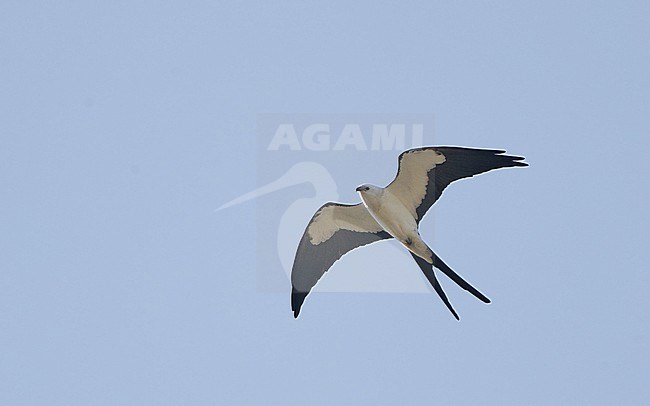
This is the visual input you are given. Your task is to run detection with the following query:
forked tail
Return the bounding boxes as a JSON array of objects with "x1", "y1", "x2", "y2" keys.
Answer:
[{"x1": 409, "y1": 244, "x2": 491, "y2": 319}]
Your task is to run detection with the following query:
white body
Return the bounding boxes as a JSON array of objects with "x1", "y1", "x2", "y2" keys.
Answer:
[{"x1": 358, "y1": 186, "x2": 433, "y2": 263}]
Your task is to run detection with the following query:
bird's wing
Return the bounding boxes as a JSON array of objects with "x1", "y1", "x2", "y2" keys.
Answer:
[
  {"x1": 291, "y1": 202, "x2": 391, "y2": 318},
  {"x1": 386, "y1": 146, "x2": 528, "y2": 222}
]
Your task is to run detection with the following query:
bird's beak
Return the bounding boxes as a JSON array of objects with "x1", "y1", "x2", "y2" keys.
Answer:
[{"x1": 355, "y1": 186, "x2": 363, "y2": 192}]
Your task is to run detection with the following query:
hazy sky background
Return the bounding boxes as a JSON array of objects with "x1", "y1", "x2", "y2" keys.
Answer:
[{"x1": 2, "y1": 1, "x2": 650, "y2": 404}]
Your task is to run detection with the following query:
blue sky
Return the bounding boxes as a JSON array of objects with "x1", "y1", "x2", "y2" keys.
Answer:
[{"x1": 2, "y1": 1, "x2": 649, "y2": 404}]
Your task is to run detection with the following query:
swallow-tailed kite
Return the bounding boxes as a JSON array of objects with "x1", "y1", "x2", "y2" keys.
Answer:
[{"x1": 291, "y1": 146, "x2": 528, "y2": 319}]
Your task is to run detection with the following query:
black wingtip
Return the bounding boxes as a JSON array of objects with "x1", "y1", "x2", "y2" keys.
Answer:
[
  {"x1": 291, "y1": 287, "x2": 308, "y2": 319},
  {"x1": 507, "y1": 153, "x2": 528, "y2": 167}
]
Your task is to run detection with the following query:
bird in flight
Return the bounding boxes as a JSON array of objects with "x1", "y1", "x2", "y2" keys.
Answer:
[{"x1": 291, "y1": 146, "x2": 527, "y2": 319}]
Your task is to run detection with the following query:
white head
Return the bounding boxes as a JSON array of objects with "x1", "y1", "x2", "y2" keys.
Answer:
[{"x1": 355, "y1": 184, "x2": 383, "y2": 198}]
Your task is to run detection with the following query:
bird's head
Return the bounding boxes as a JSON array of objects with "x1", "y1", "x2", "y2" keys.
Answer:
[{"x1": 355, "y1": 184, "x2": 382, "y2": 197}]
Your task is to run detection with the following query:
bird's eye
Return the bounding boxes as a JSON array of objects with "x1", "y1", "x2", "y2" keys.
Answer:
[{"x1": 364, "y1": 187, "x2": 370, "y2": 191}]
